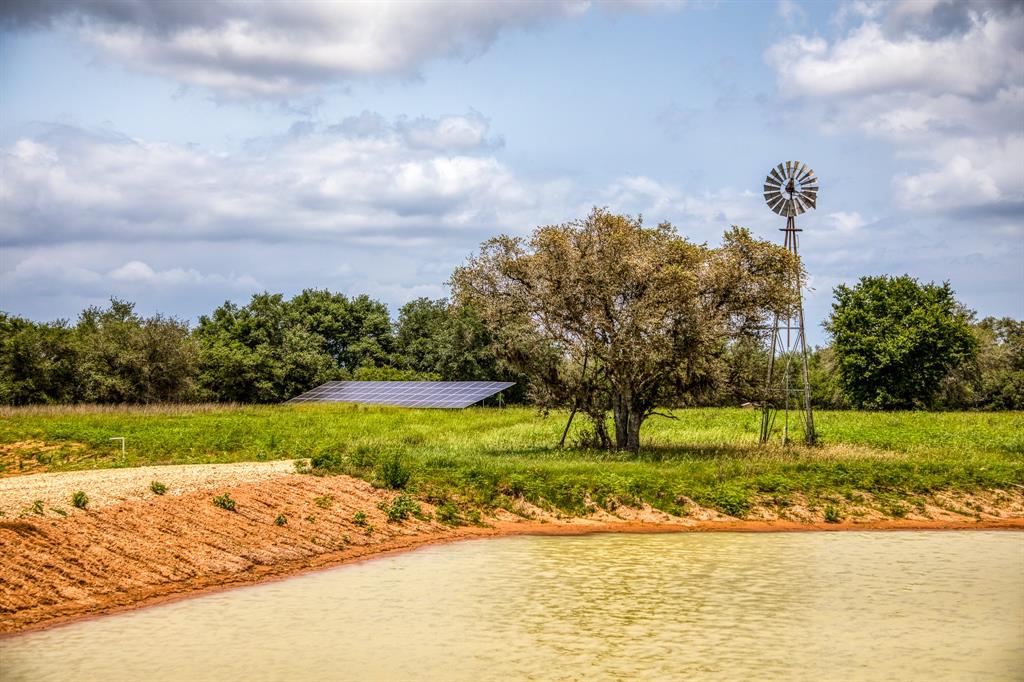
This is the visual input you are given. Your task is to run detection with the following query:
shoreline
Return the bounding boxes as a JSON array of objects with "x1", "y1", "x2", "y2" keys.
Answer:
[{"x1": 3, "y1": 510, "x2": 1022, "y2": 638}]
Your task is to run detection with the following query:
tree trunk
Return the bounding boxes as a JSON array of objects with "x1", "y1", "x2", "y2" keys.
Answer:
[{"x1": 611, "y1": 392, "x2": 643, "y2": 453}]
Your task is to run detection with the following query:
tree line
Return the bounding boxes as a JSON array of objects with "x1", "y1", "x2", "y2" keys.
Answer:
[{"x1": 2, "y1": 219, "x2": 1020, "y2": 415}]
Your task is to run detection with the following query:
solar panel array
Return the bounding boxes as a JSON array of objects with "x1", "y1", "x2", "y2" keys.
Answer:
[{"x1": 286, "y1": 380, "x2": 515, "y2": 408}]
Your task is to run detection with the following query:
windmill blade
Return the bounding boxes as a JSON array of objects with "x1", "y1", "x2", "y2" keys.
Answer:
[
  {"x1": 764, "y1": 192, "x2": 782, "y2": 206},
  {"x1": 802, "y1": 184, "x2": 819, "y2": 193},
  {"x1": 763, "y1": 183, "x2": 780, "y2": 193},
  {"x1": 794, "y1": 195, "x2": 809, "y2": 214},
  {"x1": 764, "y1": 189, "x2": 782, "y2": 200},
  {"x1": 798, "y1": 167, "x2": 815, "y2": 184},
  {"x1": 794, "y1": 161, "x2": 807, "y2": 180},
  {"x1": 785, "y1": 161, "x2": 793, "y2": 179},
  {"x1": 768, "y1": 195, "x2": 786, "y2": 213},
  {"x1": 776, "y1": 162, "x2": 785, "y2": 178},
  {"x1": 770, "y1": 168, "x2": 783, "y2": 184}
]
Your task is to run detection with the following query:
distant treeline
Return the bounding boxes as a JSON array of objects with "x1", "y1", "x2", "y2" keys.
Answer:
[{"x1": 1, "y1": 288, "x2": 1021, "y2": 409}]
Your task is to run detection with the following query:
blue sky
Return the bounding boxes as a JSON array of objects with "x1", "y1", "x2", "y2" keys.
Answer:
[{"x1": 1, "y1": 0, "x2": 1021, "y2": 345}]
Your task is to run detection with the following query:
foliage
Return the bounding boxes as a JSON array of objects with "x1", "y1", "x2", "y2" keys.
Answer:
[
  {"x1": 314, "y1": 494, "x2": 334, "y2": 509},
  {"x1": 194, "y1": 292, "x2": 341, "y2": 403},
  {"x1": 212, "y1": 492, "x2": 237, "y2": 511},
  {"x1": 937, "y1": 317, "x2": 1024, "y2": 410},
  {"x1": 150, "y1": 481, "x2": 167, "y2": 495},
  {"x1": 352, "y1": 510, "x2": 368, "y2": 526},
  {"x1": 377, "y1": 494, "x2": 422, "y2": 522},
  {"x1": 377, "y1": 453, "x2": 411, "y2": 489},
  {"x1": 71, "y1": 490, "x2": 89, "y2": 509},
  {"x1": 274, "y1": 514, "x2": 287, "y2": 526},
  {"x1": 823, "y1": 504, "x2": 842, "y2": 523},
  {"x1": 451, "y1": 207, "x2": 800, "y2": 451},
  {"x1": 825, "y1": 276, "x2": 977, "y2": 409}
]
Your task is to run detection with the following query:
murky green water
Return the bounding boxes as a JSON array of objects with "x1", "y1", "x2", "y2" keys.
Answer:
[{"x1": 2, "y1": 531, "x2": 1022, "y2": 681}]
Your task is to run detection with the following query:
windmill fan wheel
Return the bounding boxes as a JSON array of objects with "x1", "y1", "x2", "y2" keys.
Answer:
[{"x1": 764, "y1": 161, "x2": 818, "y2": 217}]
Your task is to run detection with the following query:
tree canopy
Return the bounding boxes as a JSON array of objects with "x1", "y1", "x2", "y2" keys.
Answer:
[
  {"x1": 450, "y1": 208, "x2": 800, "y2": 451},
  {"x1": 824, "y1": 275, "x2": 977, "y2": 409}
]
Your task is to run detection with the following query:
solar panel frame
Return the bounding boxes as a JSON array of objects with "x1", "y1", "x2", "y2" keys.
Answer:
[{"x1": 286, "y1": 380, "x2": 515, "y2": 408}]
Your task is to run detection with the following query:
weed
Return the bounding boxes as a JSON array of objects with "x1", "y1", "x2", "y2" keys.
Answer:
[
  {"x1": 150, "y1": 481, "x2": 167, "y2": 495},
  {"x1": 353, "y1": 510, "x2": 368, "y2": 526},
  {"x1": 824, "y1": 504, "x2": 842, "y2": 523},
  {"x1": 50, "y1": 507, "x2": 68, "y2": 517},
  {"x1": 377, "y1": 494, "x2": 422, "y2": 523},
  {"x1": 364, "y1": 524, "x2": 374, "y2": 535},
  {"x1": 305, "y1": 515, "x2": 316, "y2": 524},
  {"x1": 435, "y1": 501, "x2": 462, "y2": 526},
  {"x1": 377, "y1": 454, "x2": 411, "y2": 490},
  {"x1": 71, "y1": 491, "x2": 89, "y2": 509},
  {"x1": 342, "y1": 534, "x2": 352, "y2": 544},
  {"x1": 314, "y1": 495, "x2": 334, "y2": 509},
  {"x1": 28, "y1": 500, "x2": 45, "y2": 516},
  {"x1": 212, "y1": 493, "x2": 236, "y2": 511},
  {"x1": 274, "y1": 514, "x2": 287, "y2": 526}
]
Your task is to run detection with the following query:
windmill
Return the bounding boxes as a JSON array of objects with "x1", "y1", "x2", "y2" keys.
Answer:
[{"x1": 760, "y1": 161, "x2": 816, "y2": 445}]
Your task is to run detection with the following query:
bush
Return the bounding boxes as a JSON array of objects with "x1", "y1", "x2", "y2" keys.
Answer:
[
  {"x1": 314, "y1": 495, "x2": 334, "y2": 509},
  {"x1": 377, "y1": 454, "x2": 411, "y2": 490},
  {"x1": 274, "y1": 514, "x2": 287, "y2": 526},
  {"x1": 150, "y1": 481, "x2": 167, "y2": 495},
  {"x1": 310, "y1": 451, "x2": 345, "y2": 473},
  {"x1": 71, "y1": 490, "x2": 89, "y2": 509},
  {"x1": 213, "y1": 492, "x2": 237, "y2": 511},
  {"x1": 824, "y1": 504, "x2": 842, "y2": 523},
  {"x1": 377, "y1": 494, "x2": 422, "y2": 523},
  {"x1": 435, "y1": 501, "x2": 464, "y2": 526},
  {"x1": 352, "y1": 510, "x2": 368, "y2": 527}
]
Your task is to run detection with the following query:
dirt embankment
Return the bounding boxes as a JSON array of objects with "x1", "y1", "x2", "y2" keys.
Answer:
[{"x1": 2, "y1": 463, "x2": 1022, "y2": 635}]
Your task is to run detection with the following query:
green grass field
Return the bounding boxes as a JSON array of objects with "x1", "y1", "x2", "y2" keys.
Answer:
[{"x1": 2, "y1": 404, "x2": 1022, "y2": 518}]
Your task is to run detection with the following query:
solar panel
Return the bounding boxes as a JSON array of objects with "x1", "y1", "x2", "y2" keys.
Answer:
[{"x1": 286, "y1": 380, "x2": 515, "y2": 408}]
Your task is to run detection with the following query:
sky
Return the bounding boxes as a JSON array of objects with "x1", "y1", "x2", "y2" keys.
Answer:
[{"x1": 1, "y1": 0, "x2": 1021, "y2": 345}]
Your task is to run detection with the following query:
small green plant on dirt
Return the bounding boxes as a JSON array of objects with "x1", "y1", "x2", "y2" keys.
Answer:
[
  {"x1": 71, "y1": 491, "x2": 89, "y2": 509},
  {"x1": 435, "y1": 501, "x2": 463, "y2": 526},
  {"x1": 150, "y1": 481, "x2": 167, "y2": 495},
  {"x1": 377, "y1": 494, "x2": 422, "y2": 523},
  {"x1": 363, "y1": 524, "x2": 374, "y2": 535},
  {"x1": 883, "y1": 500, "x2": 910, "y2": 518},
  {"x1": 377, "y1": 454, "x2": 411, "y2": 490},
  {"x1": 353, "y1": 510, "x2": 368, "y2": 527},
  {"x1": 50, "y1": 507, "x2": 68, "y2": 517},
  {"x1": 305, "y1": 515, "x2": 316, "y2": 524},
  {"x1": 824, "y1": 504, "x2": 842, "y2": 523},
  {"x1": 314, "y1": 494, "x2": 334, "y2": 509},
  {"x1": 212, "y1": 493, "x2": 236, "y2": 511},
  {"x1": 274, "y1": 514, "x2": 287, "y2": 526},
  {"x1": 28, "y1": 499, "x2": 45, "y2": 516},
  {"x1": 342, "y1": 534, "x2": 351, "y2": 545}
]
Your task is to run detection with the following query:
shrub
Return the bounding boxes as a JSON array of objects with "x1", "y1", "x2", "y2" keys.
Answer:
[
  {"x1": 377, "y1": 454, "x2": 411, "y2": 490},
  {"x1": 314, "y1": 495, "x2": 334, "y2": 509},
  {"x1": 435, "y1": 501, "x2": 464, "y2": 526},
  {"x1": 71, "y1": 491, "x2": 89, "y2": 509},
  {"x1": 274, "y1": 514, "x2": 287, "y2": 526},
  {"x1": 213, "y1": 493, "x2": 236, "y2": 511},
  {"x1": 377, "y1": 494, "x2": 422, "y2": 523},
  {"x1": 310, "y1": 451, "x2": 345, "y2": 473},
  {"x1": 824, "y1": 504, "x2": 842, "y2": 523},
  {"x1": 352, "y1": 510, "x2": 368, "y2": 527},
  {"x1": 150, "y1": 481, "x2": 167, "y2": 495}
]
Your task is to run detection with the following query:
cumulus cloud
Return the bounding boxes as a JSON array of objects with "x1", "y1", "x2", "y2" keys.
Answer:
[
  {"x1": 0, "y1": 116, "x2": 567, "y2": 249},
  {"x1": 766, "y1": 0, "x2": 1023, "y2": 216},
  {"x1": 0, "y1": 1, "x2": 591, "y2": 97}
]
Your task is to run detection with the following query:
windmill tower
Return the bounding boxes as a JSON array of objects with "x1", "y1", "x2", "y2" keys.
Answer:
[{"x1": 760, "y1": 161, "x2": 816, "y2": 445}]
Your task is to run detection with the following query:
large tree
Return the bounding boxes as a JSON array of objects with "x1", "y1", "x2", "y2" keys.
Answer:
[
  {"x1": 824, "y1": 275, "x2": 976, "y2": 409},
  {"x1": 450, "y1": 208, "x2": 799, "y2": 452}
]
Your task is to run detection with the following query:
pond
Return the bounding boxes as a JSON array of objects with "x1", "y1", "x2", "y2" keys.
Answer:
[{"x1": 2, "y1": 531, "x2": 1021, "y2": 681}]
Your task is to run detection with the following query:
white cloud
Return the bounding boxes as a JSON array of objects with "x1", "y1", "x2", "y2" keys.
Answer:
[
  {"x1": 0, "y1": 117, "x2": 568, "y2": 249},
  {"x1": 2, "y1": 1, "x2": 592, "y2": 97},
  {"x1": 827, "y1": 211, "x2": 866, "y2": 234},
  {"x1": 765, "y1": 1, "x2": 1024, "y2": 216}
]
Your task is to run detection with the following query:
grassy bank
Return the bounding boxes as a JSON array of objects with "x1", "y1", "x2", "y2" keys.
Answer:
[{"x1": 2, "y1": 404, "x2": 1021, "y2": 520}]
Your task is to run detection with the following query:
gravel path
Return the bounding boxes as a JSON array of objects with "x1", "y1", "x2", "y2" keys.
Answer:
[{"x1": 0, "y1": 460, "x2": 299, "y2": 517}]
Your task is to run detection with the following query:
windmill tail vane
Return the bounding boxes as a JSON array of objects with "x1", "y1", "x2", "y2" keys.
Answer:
[{"x1": 759, "y1": 161, "x2": 817, "y2": 446}]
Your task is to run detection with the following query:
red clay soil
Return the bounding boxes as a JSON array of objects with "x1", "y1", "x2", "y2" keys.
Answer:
[{"x1": 1, "y1": 474, "x2": 1022, "y2": 635}]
